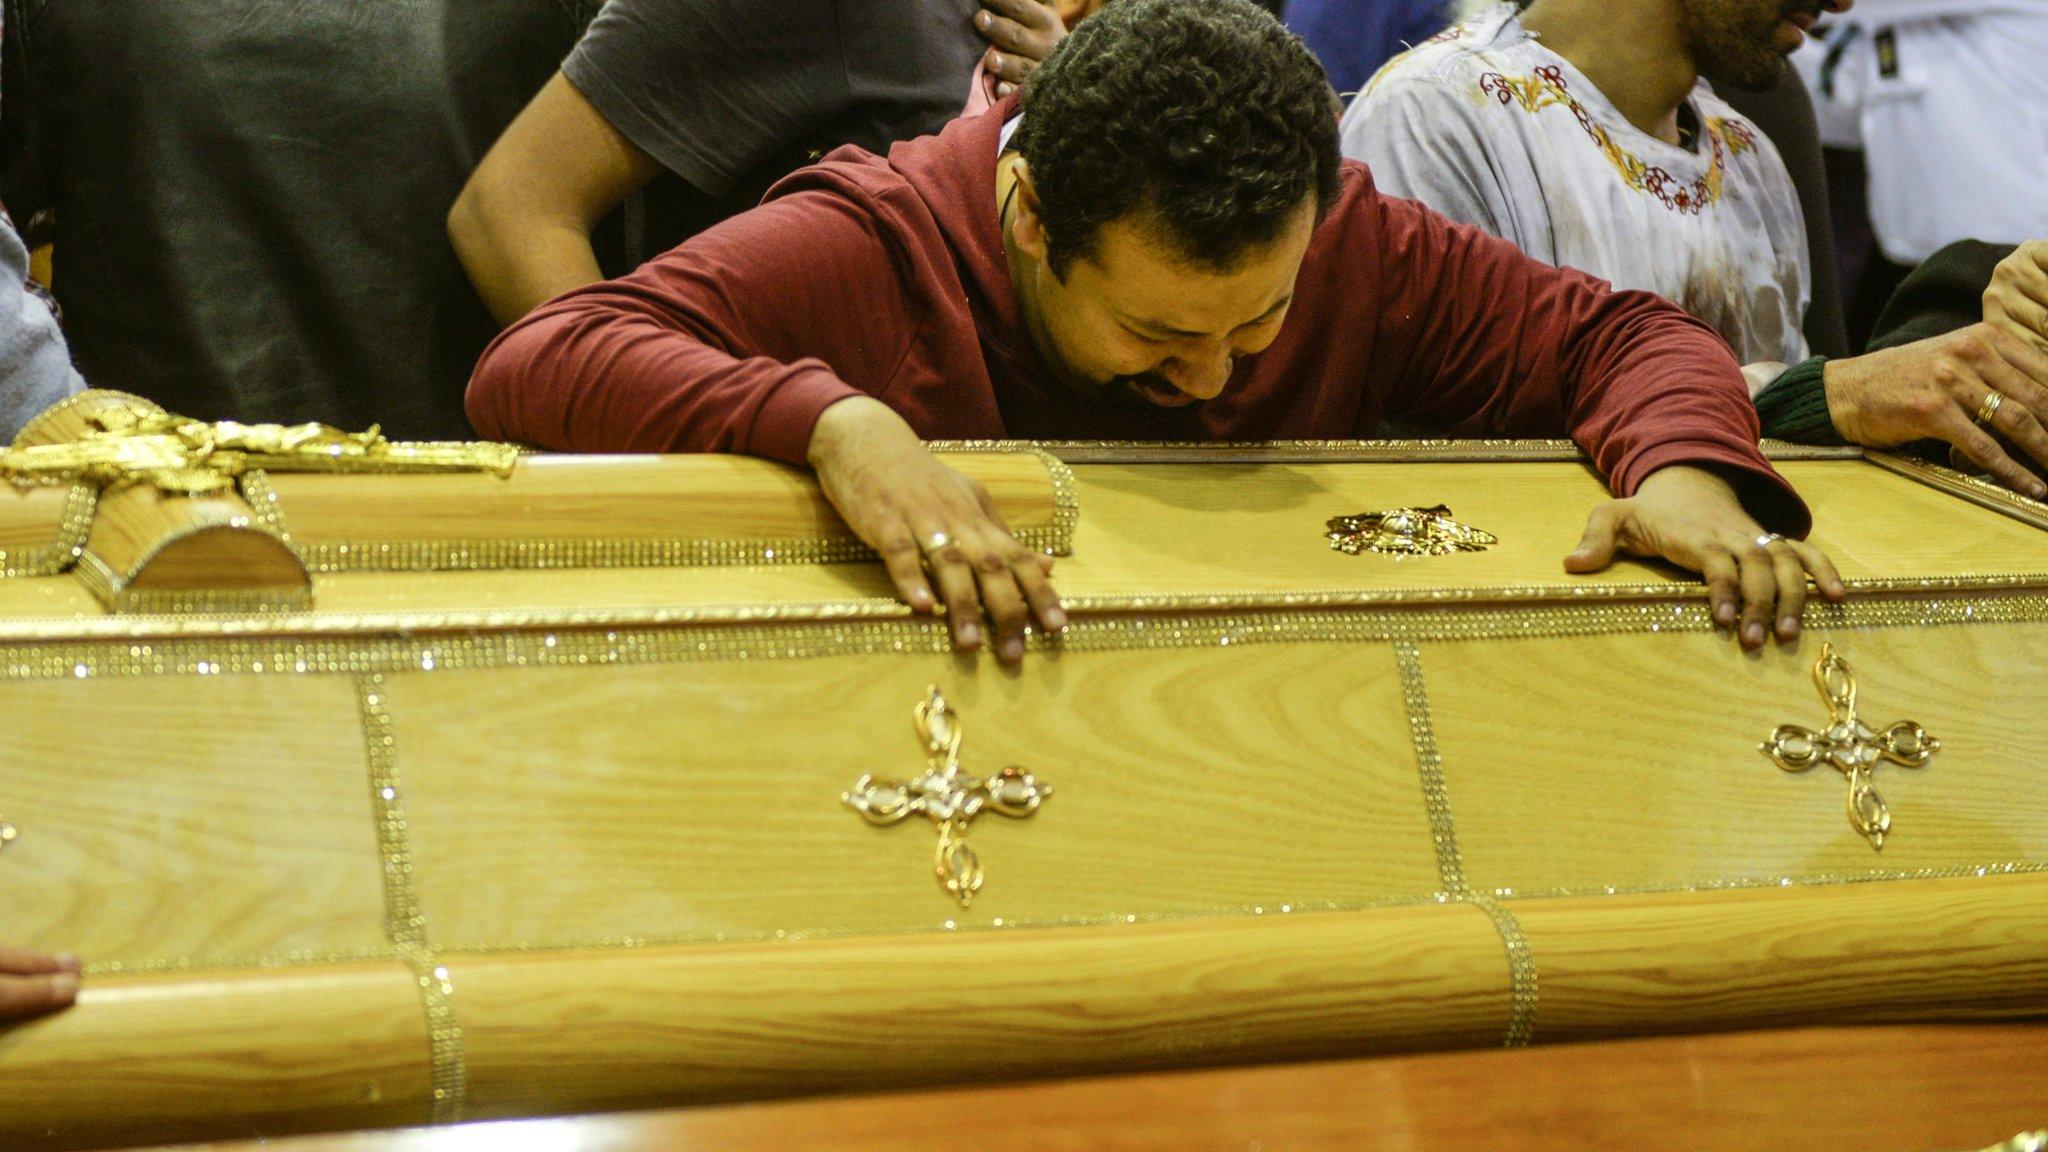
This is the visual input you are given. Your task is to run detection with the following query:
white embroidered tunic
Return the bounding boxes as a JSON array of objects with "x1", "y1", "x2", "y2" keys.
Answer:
[{"x1": 1339, "y1": 4, "x2": 1811, "y2": 367}]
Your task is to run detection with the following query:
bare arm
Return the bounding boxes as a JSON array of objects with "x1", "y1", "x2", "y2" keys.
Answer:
[{"x1": 448, "y1": 73, "x2": 667, "y2": 327}]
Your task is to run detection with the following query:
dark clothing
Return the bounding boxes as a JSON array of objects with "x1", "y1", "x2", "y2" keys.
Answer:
[
  {"x1": 471, "y1": 102, "x2": 1809, "y2": 536},
  {"x1": 1285, "y1": 0, "x2": 1448, "y2": 97},
  {"x1": 1868, "y1": 240, "x2": 2014, "y2": 351},
  {"x1": 1715, "y1": 64, "x2": 1849, "y2": 360},
  {"x1": 1752, "y1": 239, "x2": 2014, "y2": 447},
  {"x1": 562, "y1": 0, "x2": 982, "y2": 245},
  {"x1": 0, "y1": 0, "x2": 596, "y2": 438}
]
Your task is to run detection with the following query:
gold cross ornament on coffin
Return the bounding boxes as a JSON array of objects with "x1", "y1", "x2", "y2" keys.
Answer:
[
  {"x1": 842, "y1": 687, "x2": 1051, "y2": 907},
  {"x1": 1760, "y1": 642, "x2": 1938, "y2": 849},
  {"x1": 0, "y1": 397, "x2": 518, "y2": 496}
]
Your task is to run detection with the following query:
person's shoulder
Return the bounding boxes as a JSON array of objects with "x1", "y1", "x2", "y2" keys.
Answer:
[
  {"x1": 1359, "y1": 5, "x2": 1535, "y2": 100},
  {"x1": 762, "y1": 145, "x2": 911, "y2": 213},
  {"x1": 757, "y1": 113, "x2": 980, "y2": 248},
  {"x1": 1314, "y1": 159, "x2": 1409, "y2": 241}
]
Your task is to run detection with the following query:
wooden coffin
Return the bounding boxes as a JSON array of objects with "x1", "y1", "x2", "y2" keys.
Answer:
[{"x1": 0, "y1": 396, "x2": 2042, "y2": 1148}]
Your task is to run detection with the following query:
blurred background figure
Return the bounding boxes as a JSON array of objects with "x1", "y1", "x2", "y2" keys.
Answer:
[
  {"x1": 1794, "y1": 0, "x2": 2048, "y2": 347},
  {"x1": 0, "y1": 201, "x2": 79, "y2": 439},
  {"x1": 450, "y1": 0, "x2": 1080, "y2": 330},
  {"x1": 0, "y1": 1, "x2": 602, "y2": 438},
  {"x1": 1284, "y1": 0, "x2": 1449, "y2": 98}
]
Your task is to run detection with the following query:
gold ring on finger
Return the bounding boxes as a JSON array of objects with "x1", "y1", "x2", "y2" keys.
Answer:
[
  {"x1": 920, "y1": 531, "x2": 953, "y2": 555},
  {"x1": 1975, "y1": 390, "x2": 2006, "y2": 427}
]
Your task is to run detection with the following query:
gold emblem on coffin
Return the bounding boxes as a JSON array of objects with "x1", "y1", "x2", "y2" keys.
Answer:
[
  {"x1": 1326, "y1": 505, "x2": 1497, "y2": 556},
  {"x1": 843, "y1": 687, "x2": 1052, "y2": 907},
  {"x1": 0, "y1": 401, "x2": 518, "y2": 496},
  {"x1": 1761, "y1": 642, "x2": 1938, "y2": 850}
]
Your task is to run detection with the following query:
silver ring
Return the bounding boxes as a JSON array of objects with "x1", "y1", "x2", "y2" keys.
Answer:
[
  {"x1": 1976, "y1": 390, "x2": 2006, "y2": 427},
  {"x1": 1756, "y1": 532, "x2": 1786, "y2": 549},
  {"x1": 920, "y1": 531, "x2": 952, "y2": 554}
]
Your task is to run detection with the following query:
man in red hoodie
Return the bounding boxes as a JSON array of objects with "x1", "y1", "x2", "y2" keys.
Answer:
[{"x1": 469, "y1": 0, "x2": 1843, "y2": 666}]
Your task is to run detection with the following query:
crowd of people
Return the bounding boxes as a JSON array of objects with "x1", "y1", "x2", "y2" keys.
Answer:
[{"x1": 0, "y1": 0, "x2": 2045, "y2": 1017}]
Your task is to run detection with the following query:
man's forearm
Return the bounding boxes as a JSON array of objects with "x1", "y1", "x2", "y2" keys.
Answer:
[{"x1": 447, "y1": 191, "x2": 609, "y2": 327}]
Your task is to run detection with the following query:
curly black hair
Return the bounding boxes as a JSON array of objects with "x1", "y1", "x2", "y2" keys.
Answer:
[{"x1": 1013, "y1": 0, "x2": 1340, "y2": 278}]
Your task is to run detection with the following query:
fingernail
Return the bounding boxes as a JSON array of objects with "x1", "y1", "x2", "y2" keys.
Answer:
[
  {"x1": 959, "y1": 623, "x2": 981, "y2": 647},
  {"x1": 1744, "y1": 622, "x2": 1765, "y2": 646},
  {"x1": 1779, "y1": 616, "x2": 1800, "y2": 638},
  {"x1": 1045, "y1": 607, "x2": 1067, "y2": 631},
  {"x1": 56, "y1": 953, "x2": 80, "y2": 971},
  {"x1": 989, "y1": 51, "x2": 1003, "y2": 68},
  {"x1": 2031, "y1": 482, "x2": 2046, "y2": 499},
  {"x1": 1715, "y1": 603, "x2": 1736, "y2": 626},
  {"x1": 1001, "y1": 638, "x2": 1024, "y2": 662},
  {"x1": 976, "y1": 10, "x2": 989, "y2": 27},
  {"x1": 50, "y1": 972, "x2": 78, "y2": 999}
]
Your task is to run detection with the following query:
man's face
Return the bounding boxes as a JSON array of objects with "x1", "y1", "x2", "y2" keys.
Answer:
[
  {"x1": 1681, "y1": 0, "x2": 1851, "y2": 88},
  {"x1": 1017, "y1": 197, "x2": 1317, "y2": 411}
]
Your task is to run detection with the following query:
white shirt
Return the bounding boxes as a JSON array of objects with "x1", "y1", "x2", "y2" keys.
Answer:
[
  {"x1": 1339, "y1": 5, "x2": 1811, "y2": 367},
  {"x1": 1793, "y1": 1, "x2": 2048, "y2": 263}
]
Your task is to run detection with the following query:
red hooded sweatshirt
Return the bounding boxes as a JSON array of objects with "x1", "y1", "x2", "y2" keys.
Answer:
[{"x1": 469, "y1": 100, "x2": 1807, "y2": 535}]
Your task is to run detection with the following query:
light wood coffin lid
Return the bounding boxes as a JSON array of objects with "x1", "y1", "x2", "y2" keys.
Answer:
[
  {"x1": 0, "y1": 391, "x2": 1071, "y2": 607},
  {"x1": 0, "y1": 447, "x2": 2043, "y2": 1148},
  {"x1": 254, "y1": 447, "x2": 1070, "y2": 570},
  {"x1": 0, "y1": 450, "x2": 2045, "y2": 631}
]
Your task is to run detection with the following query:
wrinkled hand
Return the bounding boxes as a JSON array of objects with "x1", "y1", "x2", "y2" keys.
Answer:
[
  {"x1": 1985, "y1": 239, "x2": 2048, "y2": 352},
  {"x1": 1824, "y1": 324, "x2": 2048, "y2": 499},
  {"x1": 1564, "y1": 465, "x2": 1846, "y2": 649},
  {"x1": 808, "y1": 398, "x2": 1065, "y2": 665},
  {"x1": 0, "y1": 946, "x2": 79, "y2": 1022},
  {"x1": 975, "y1": 0, "x2": 1068, "y2": 97}
]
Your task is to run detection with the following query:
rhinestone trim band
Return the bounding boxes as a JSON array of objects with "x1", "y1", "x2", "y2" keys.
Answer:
[
  {"x1": 357, "y1": 673, "x2": 466, "y2": 1122},
  {"x1": 1396, "y1": 640, "x2": 1538, "y2": 1047}
]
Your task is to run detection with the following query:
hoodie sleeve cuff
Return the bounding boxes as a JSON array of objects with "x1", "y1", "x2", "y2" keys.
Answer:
[
  {"x1": 738, "y1": 363, "x2": 867, "y2": 466},
  {"x1": 1754, "y1": 357, "x2": 1845, "y2": 446}
]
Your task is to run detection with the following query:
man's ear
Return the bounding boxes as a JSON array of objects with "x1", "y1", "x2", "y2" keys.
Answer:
[{"x1": 1010, "y1": 160, "x2": 1052, "y2": 265}]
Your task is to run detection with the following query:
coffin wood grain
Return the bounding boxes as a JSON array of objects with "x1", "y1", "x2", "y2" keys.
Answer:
[
  {"x1": 1422, "y1": 627, "x2": 2048, "y2": 894},
  {"x1": 84, "y1": 485, "x2": 306, "y2": 594},
  {"x1": 447, "y1": 904, "x2": 1512, "y2": 1118},
  {"x1": 144, "y1": 1024, "x2": 2048, "y2": 1152},
  {"x1": 0, "y1": 484, "x2": 74, "y2": 560},
  {"x1": 385, "y1": 642, "x2": 1441, "y2": 947},
  {"x1": 257, "y1": 452, "x2": 1059, "y2": 550},
  {"x1": 0, "y1": 962, "x2": 432, "y2": 1151},
  {"x1": 0, "y1": 675, "x2": 390, "y2": 966},
  {"x1": 1515, "y1": 873, "x2": 2048, "y2": 1038}
]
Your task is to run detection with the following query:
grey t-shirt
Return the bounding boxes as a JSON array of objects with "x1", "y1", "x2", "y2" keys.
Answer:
[
  {"x1": 0, "y1": 209, "x2": 81, "y2": 441},
  {"x1": 563, "y1": 0, "x2": 982, "y2": 203}
]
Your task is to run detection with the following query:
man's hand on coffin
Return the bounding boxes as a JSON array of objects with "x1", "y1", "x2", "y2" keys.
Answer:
[
  {"x1": 0, "y1": 946, "x2": 80, "y2": 1021},
  {"x1": 808, "y1": 398, "x2": 1067, "y2": 665},
  {"x1": 1822, "y1": 324, "x2": 2048, "y2": 499},
  {"x1": 976, "y1": 0, "x2": 1069, "y2": 97},
  {"x1": 1565, "y1": 465, "x2": 1847, "y2": 651},
  {"x1": 1985, "y1": 240, "x2": 2048, "y2": 353}
]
